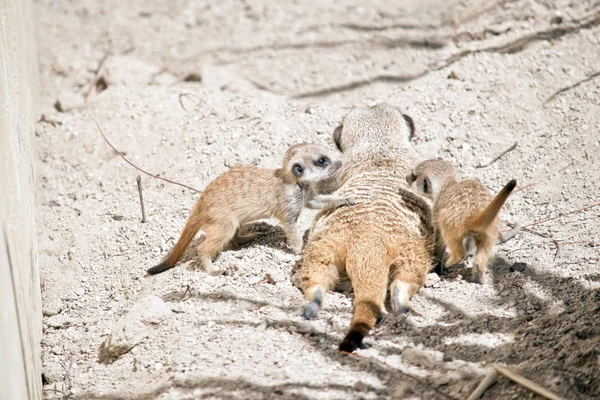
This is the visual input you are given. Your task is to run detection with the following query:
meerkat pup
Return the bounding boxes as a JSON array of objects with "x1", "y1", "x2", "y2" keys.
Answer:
[
  {"x1": 147, "y1": 143, "x2": 354, "y2": 276},
  {"x1": 300, "y1": 103, "x2": 435, "y2": 353},
  {"x1": 407, "y1": 158, "x2": 516, "y2": 283}
]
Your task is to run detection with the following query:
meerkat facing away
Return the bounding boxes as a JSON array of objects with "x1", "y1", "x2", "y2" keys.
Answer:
[
  {"x1": 300, "y1": 103, "x2": 435, "y2": 353},
  {"x1": 407, "y1": 158, "x2": 517, "y2": 283},
  {"x1": 147, "y1": 143, "x2": 354, "y2": 276}
]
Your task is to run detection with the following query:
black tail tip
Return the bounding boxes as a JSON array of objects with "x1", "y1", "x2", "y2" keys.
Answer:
[
  {"x1": 339, "y1": 330, "x2": 365, "y2": 353},
  {"x1": 146, "y1": 262, "x2": 170, "y2": 276},
  {"x1": 506, "y1": 179, "x2": 517, "y2": 192}
]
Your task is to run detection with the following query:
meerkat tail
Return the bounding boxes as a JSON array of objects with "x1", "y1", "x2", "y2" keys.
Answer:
[
  {"x1": 147, "y1": 214, "x2": 207, "y2": 275},
  {"x1": 339, "y1": 300, "x2": 380, "y2": 352},
  {"x1": 472, "y1": 179, "x2": 517, "y2": 232}
]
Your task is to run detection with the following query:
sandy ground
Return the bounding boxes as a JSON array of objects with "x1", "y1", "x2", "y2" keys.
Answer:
[{"x1": 35, "y1": 0, "x2": 600, "y2": 399}]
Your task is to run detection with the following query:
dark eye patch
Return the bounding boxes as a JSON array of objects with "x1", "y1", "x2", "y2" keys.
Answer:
[
  {"x1": 292, "y1": 164, "x2": 304, "y2": 177},
  {"x1": 315, "y1": 157, "x2": 330, "y2": 167}
]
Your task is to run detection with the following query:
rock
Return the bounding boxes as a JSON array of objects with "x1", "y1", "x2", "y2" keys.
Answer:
[
  {"x1": 54, "y1": 91, "x2": 83, "y2": 112},
  {"x1": 103, "y1": 55, "x2": 160, "y2": 86},
  {"x1": 99, "y1": 295, "x2": 172, "y2": 363},
  {"x1": 46, "y1": 314, "x2": 74, "y2": 329},
  {"x1": 353, "y1": 380, "x2": 367, "y2": 392},
  {"x1": 511, "y1": 262, "x2": 527, "y2": 273},
  {"x1": 402, "y1": 346, "x2": 444, "y2": 368},
  {"x1": 43, "y1": 297, "x2": 64, "y2": 317},
  {"x1": 42, "y1": 361, "x2": 64, "y2": 384},
  {"x1": 425, "y1": 273, "x2": 441, "y2": 287},
  {"x1": 550, "y1": 11, "x2": 563, "y2": 24},
  {"x1": 392, "y1": 381, "x2": 412, "y2": 397}
]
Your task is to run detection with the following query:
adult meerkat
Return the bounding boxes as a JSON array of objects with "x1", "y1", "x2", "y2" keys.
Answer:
[
  {"x1": 407, "y1": 158, "x2": 517, "y2": 283},
  {"x1": 147, "y1": 143, "x2": 354, "y2": 276},
  {"x1": 300, "y1": 103, "x2": 435, "y2": 353}
]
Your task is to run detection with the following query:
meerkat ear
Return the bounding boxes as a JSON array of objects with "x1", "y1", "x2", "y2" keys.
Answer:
[
  {"x1": 333, "y1": 124, "x2": 343, "y2": 152},
  {"x1": 401, "y1": 114, "x2": 415, "y2": 140},
  {"x1": 406, "y1": 171, "x2": 417, "y2": 185}
]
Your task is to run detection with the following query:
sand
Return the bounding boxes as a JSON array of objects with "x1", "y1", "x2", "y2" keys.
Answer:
[{"x1": 36, "y1": 0, "x2": 600, "y2": 399}]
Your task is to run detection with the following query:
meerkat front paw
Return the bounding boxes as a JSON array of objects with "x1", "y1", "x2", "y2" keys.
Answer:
[{"x1": 344, "y1": 198, "x2": 357, "y2": 206}]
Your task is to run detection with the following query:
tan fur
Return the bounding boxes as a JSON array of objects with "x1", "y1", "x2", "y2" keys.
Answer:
[
  {"x1": 407, "y1": 158, "x2": 516, "y2": 283},
  {"x1": 299, "y1": 103, "x2": 434, "y2": 352},
  {"x1": 147, "y1": 143, "x2": 353, "y2": 276}
]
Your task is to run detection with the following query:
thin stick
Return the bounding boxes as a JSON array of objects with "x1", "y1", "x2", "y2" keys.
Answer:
[
  {"x1": 494, "y1": 365, "x2": 566, "y2": 400},
  {"x1": 507, "y1": 222, "x2": 561, "y2": 259},
  {"x1": 136, "y1": 175, "x2": 147, "y2": 223},
  {"x1": 523, "y1": 201, "x2": 600, "y2": 229},
  {"x1": 92, "y1": 118, "x2": 201, "y2": 193},
  {"x1": 513, "y1": 162, "x2": 574, "y2": 193},
  {"x1": 513, "y1": 182, "x2": 536, "y2": 194},
  {"x1": 467, "y1": 368, "x2": 499, "y2": 400},
  {"x1": 545, "y1": 70, "x2": 600, "y2": 104},
  {"x1": 476, "y1": 142, "x2": 517, "y2": 168}
]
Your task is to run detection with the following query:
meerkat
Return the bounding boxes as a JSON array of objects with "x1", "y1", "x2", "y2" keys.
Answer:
[
  {"x1": 300, "y1": 103, "x2": 435, "y2": 353},
  {"x1": 407, "y1": 158, "x2": 517, "y2": 283},
  {"x1": 147, "y1": 143, "x2": 355, "y2": 276}
]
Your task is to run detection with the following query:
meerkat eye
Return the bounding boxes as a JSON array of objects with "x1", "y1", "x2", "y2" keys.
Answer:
[
  {"x1": 292, "y1": 164, "x2": 304, "y2": 177},
  {"x1": 423, "y1": 178, "x2": 430, "y2": 193},
  {"x1": 315, "y1": 157, "x2": 330, "y2": 167}
]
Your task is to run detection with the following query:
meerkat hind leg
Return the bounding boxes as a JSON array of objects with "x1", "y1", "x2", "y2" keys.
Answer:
[
  {"x1": 197, "y1": 223, "x2": 237, "y2": 276},
  {"x1": 199, "y1": 254, "x2": 223, "y2": 276},
  {"x1": 445, "y1": 237, "x2": 467, "y2": 268},
  {"x1": 472, "y1": 234, "x2": 493, "y2": 284},
  {"x1": 301, "y1": 245, "x2": 339, "y2": 319},
  {"x1": 389, "y1": 251, "x2": 430, "y2": 314}
]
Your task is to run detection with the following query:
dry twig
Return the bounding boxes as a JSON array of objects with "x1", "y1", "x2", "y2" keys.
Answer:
[
  {"x1": 85, "y1": 51, "x2": 111, "y2": 101},
  {"x1": 494, "y1": 365, "x2": 566, "y2": 400},
  {"x1": 545, "y1": 70, "x2": 600, "y2": 104},
  {"x1": 467, "y1": 368, "x2": 499, "y2": 400},
  {"x1": 136, "y1": 175, "x2": 147, "y2": 223},
  {"x1": 523, "y1": 201, "x2": 600, "y2": 229},
  {"x1": 476, "y1": 142, "x2": 517, "y2": 168},
  {"x1": 93, "y1": 119, "x2": 201, "y2": 193},
  {"x1": 513, "y1": 162, "x2": 574, "y2": 193}
]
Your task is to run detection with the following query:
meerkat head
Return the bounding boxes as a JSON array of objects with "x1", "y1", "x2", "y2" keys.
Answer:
[
  {"x1": 407, "y1": 159, "x2": 456, "y2": 200},
  {"x1": 279, "y1": 143, "x2": 342, "y2": 185},
  {"x1": 333, "y1": 103, "x2": 415, "y2": 154}
]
